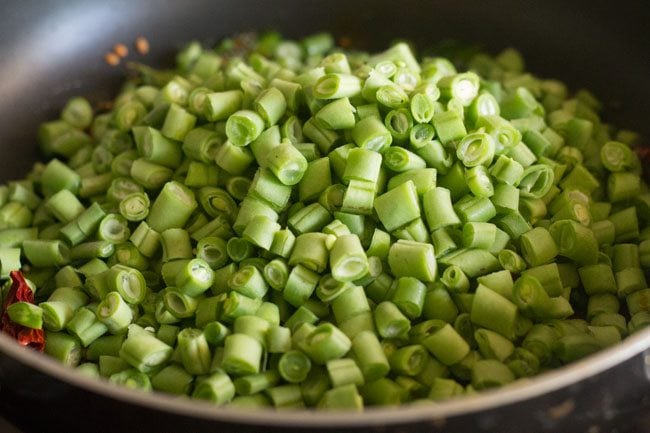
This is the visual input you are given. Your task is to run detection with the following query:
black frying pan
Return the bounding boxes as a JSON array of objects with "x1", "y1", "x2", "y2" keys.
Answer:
[{"x1": 1, "y1": 1, "x2": 649, "y2": 432}]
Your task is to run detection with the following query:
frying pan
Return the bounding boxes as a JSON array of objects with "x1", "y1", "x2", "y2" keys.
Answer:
[{"x1": 0, "y1": 1, "x2": 649, "y2": 432}]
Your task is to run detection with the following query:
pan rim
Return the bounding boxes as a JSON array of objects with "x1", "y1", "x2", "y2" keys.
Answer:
[{"x1": 1, "y1": 327, "x2": 649, "y2": 426}]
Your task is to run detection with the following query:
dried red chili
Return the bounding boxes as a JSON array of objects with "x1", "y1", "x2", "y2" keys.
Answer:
[
  {"x1": 636, "y1": 146, "x2": 650, "y2": 184},
  {"x1": 1, "y1": 270, "x2": 45, "y2": 351}
]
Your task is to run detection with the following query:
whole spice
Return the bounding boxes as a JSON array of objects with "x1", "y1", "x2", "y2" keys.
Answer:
[{"x1": 1, "y1": 271, "x2": 45, "y2": 351}]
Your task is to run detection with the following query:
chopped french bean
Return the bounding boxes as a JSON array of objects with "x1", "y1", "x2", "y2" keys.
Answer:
[{"x1": 0, "y1": 32, "x2": 648, "y2": 411}]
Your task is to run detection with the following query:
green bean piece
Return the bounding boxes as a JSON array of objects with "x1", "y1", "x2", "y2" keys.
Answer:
[
  {"x1": 174, "y1": 328, "x2": 212, "y2": 375},
  {"x1": 374, "y1": 181, "x2": 420, "y2": 232},
  {"x1": 491, "y1": 184, "x2": 520, "y2": 216},
  {"x1": 129, "y1": 221, "x2": 160, "y2": 258},
  {"x1": 348, "y1": 331, "x2": 389, "y2": 382},
  {"x1": 0, "y1": 226, "x2": 38, "y2": 249},
  {"x1": 23, "y1": 239, "x2": 70, "y2": 268},
  {"x1": 232, "y1": 370, "x2": 279, "y2": 398},
  {"x1": 454, "y1": 195, "x2": 497, "y2": 223},
  {"x1": 428, "y1": 377, "x2": 464, "y2": 401},
  {"x1": 264, "y1": 383, "x2": 304, "y2": 408},
  {"x1": 146, "y1": 181, "x2": 197, "y2": 232},
  {"x1": 96, "y1": 292, "x2": 133, "y2": 334},
  {"x1": 521, "y1": 324, "x2": 558, "y2": 366},
  {"x1": 225, "y1": 110, "x2": 265, "y2": 146},
  {"x1": 338, "y1": 311, "x2": 375, "y2": 340},
  {"x1": 471, "y1": 359, "x2": 515, "y2": 390},
  {"x1": 69, "y1": 240, "x2": 114, "y2": 261},
  {"x1": 76, "y1": 362, "x2": 100, "y2": 379},
  {"x1": 302, "y1": 118, "x2": 342, "y2": 154},
  {"x1": 44, "y1": 331, "x2": 83, "y2": 367},
  {"x1": 289, "y1": 232, "x2": 332, "y2": 273},
  {"x1": 389, "y1": 344, "x2": 428, "y2": 376},
  {"x1": 415, "y1": 320, "x2": 470, "y2": 366},
  {"x1": 277, "y1": 350, "x2": 312, "y2": 383},
  {"x1": 351, "y1": 116, "x2": 393, "y2": 153},
  {"x1": 608, "y1": 207, "x2": 640, "y2": 243},
  {"x1": 263, "y1": 325, "x2": 290, "y2": 354},
  {"x1": 505, "y1": 347, "x2": 540, "y2": 378},
  {"x1": 600, "y1": 140, "x2": 638, "y2": 172},
  {"x1": 83, "y1": 335, "x2": 123, "y2": 362},
  {"x1": 263, "y1": 141, "x2": 309, "y2": 186},
  {"x1": 470, "y1": 285, "x2": 518, "y2": 340},
  {"x1": 40, "y1": 158, "x2": 82, "y2": 197},
  {"x1": 65, "y1": 306, "x2": 108, "y2": 347},
  {"x1": 329, "y1": 285, "x2": 369, "y2": 326},
  {"x1": 160, "y1": 103, "x2": 196, "y2": 141},
  {"x1": 181, "y1": 130, "x2": 220, "y2": 165},
  {"x1": 629, "y1": 312, "x2": 650, "y2": 334},
  {"x1": 203, "y1": 89, "x2": 242, "y2": 121},
  {"x1": 559, "y1": 163, "x2": 599, "y2": 195},
  {"x1": 422, "y1": 284, "x2": 459, "y2": 323},
  {"x1": 284, "y1": 305, "x2": 318, "y2": 331},
  {"x1": 494, "y1": 212, "x2": 532, "y2": 240},
  {"x1": 475, "y1": 328, "x2": 515, "y2": 362},
  {"x1": 438, "y1": 248, "x2": 500, "y2": 278},
  {"x1": 578, "y1": 264, "x2": 618, "y2": 295},
  {"x1": 59, "y1": 202, "x2": 105, "y2": 245},
  {"x1": 61, "y1": 96, "x2": 93, "y2": 129},
  {"x1": 554, "y1": 333, "x2": 601, "y2": 363},
  {"x1": 410, "y1": 92, "x2": 436, "y2": 123},
  {"x1": 229, "y1": 265, "x2": 269, "y2": 299},
  {"x1": 520, "y1": 227, "x2": 559, "y2": 267},
  {"x1": 117, "y1": 192, "x2": 150, "y2": 222},
  {"x1": 313, "y1": 73, "x2": 361, "y2": 99},
  {"x1": 627, "y1": 289, "x2": 650, "y2": 317},
  {"x1": 150, "y1": 364, "x2": 194, "y2": 396},
  {"x1": 430, "y1": 110, "x2": 465, "y2": 145},
  {"x1": 267, "y1": 228, "x2": 295, "y2": 259},
  {"x1": 388, "y1": 240, "x2": 437, "y2": 282},
  {"x1": 247, "y1": 168, "x2": 292, "y2": 213},
  {"x1": 215, "y1": 140, "x2": 255, "y2": 176},
  {"x1": 192, "y1": 371, "x2": 235, "y2": 405},
  {"x1": 136, "y1": 126, "x2": 183, "y2": 169},
  {"x1": 413, "y1": 141, "x2": 453, "y2": 178},
  {"x1": 456, "y1": 132, "x2": 496, "y2": 167},
  {"x1": 130, "y1": 159, "x2": 173, "y2": 191},
  {"x1": 314, "y1": 97, "x2": 355, "y2": 130},
  {"x1": 281, "y1": 264, "x2": 319, "y2": 308},
  {"x1": 549, "y1": 219, "x2": 599, "y2": 266},
  {"x1": 299, "y1": 157, "x2": 332, "y2": 203},
  {"x1": 7, "y1": 302, "x2": 43, "y2": 329},
  {"x1": 221, "y1": 333, "x2": 263, "y2": 375},
  {"x1": 423, "y1": 187, "x2": 461, "y2": 232},
  {"x1": 45, "y1": 189, "x2": 85, "y2": 224},
  {"x1": 390, "y1": 277, "x2": 426, "y2": 319},
  {"x1": 329, "y1": 234, "x2": 369, "y2": 283},
  {"x1": 298, "y1": 323, "x2": 351, "y2": 365},
  {"x1": 171, "y1": 258, "x2": 213, "y2": 297},
  {"x1": 324, "y1": 358, "x2": 363, "y2": 389},
  {"x1": 0, "y1": 248, "x2": 21, "y2": 279},
  {"x1": 340, "y1": 180, "x2": 376, "y2": 215},
  {"x1": 441, "y1": 265, "x2": 470, "y2": 293},
  {"x1": 98, "y1": 354, "x2": 130, "y2": 377},
  {"x1": 109, "y1": 242, "x2": 148, "y2": 272}
]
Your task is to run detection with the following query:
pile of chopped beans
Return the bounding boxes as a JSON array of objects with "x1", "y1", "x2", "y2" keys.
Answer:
[{"x1": 1, "y1": 32, "x2": 649, "y2": 410}]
